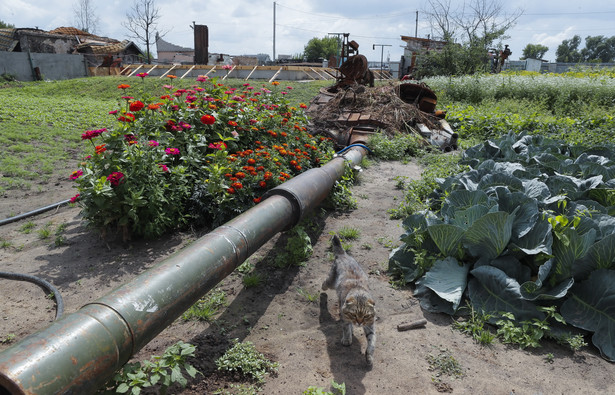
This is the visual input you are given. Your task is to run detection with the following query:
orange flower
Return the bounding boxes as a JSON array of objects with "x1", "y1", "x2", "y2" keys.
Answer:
[
  {"x1": 167, "y1": 75, "x2": 177, "y2": 79},
  {"x1": 95, "y1": 144, "x2": 106, "y2": 154},
  {"x1": 259, "y1": 181, "x2": 267, "y2": 188},
  {"x1": 231, "y1": 182, "x2": 243, "y2": 190},
  {"x1": 247, "y1": 158, "x2": 256, "y2": 165},
  {"x1": 117, "y1": 84, "x2": 130, "y2": 89},
  {"x1": 253, "y1": 197, "x2": 262, "y2": 203},
  {"x1": 235, "y1": 172, "x2": 246, "y2": 179},
  {"x1": 227, "y1": 187, "x2": 236, "y2": 194},
  {"x1": 271, "y1": 81, "x2": 280, "y2": 86},
  {"x1": 148, "y1": 103, "x2": 160, "y2": 111}
]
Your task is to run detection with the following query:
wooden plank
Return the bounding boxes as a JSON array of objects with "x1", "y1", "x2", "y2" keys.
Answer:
[
  {"x1": 337, "y1": 113, "x2": 351, "y2": 122},
  {"x1": 245, "y1": 65, "x2": 258, "y2": 80},
  {"x1": 359, "y1": 114, "x2": 372, "y2": 121},
  {"x1": 348, "y1": 113, "x2": 361, "y2": 123},
  {"x1": 159, "y1": 64, "x2": 177, "y2": 78},
  {"x1": 119, "y1": 65, "x2": 132, "y2": 75},
  {"x1": 222, "y1": 65, "x2": 236, "y2": 80},
  {"x1": 204, "y1": 66, "x2": 216, "y2": 76},
  {"x1": 269, "y1": 67, "x2": 283, "y2": 82},
  {"x1": 180, "y1": 65, "x2": 195, "y2": 79},
  {"x1": 126, "y1": 64, "x2": 143, "y2": 77},
  {"x1": 309, "y1": 67, "x2": 329, "y2": 80}
]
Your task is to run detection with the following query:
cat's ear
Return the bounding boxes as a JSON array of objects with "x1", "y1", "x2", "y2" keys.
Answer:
[
  {"x1": 367, "y1": 299, "x2": 375, "y2": 308},
  {"x1": 345, "y1": 296, "x2": 356, "y2": 307}
]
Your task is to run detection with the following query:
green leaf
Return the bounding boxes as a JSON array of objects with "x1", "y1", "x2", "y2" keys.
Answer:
[
  {"x1": 116, "y1": 383, "x2": 130, "y2": 394},
  {"x1": 462, "y1": 211, "x2": 515, "y2": 260},
  {"x1": 420, "y1": 257, "x2": 470, "y2": 311},
  {"x1": 552, "y1": 228, "x2": 596, "y2": 282},
  {"x1": 468, "y1": 265, "x2": 544, "y2": 322},
  {"x1": 561, "y1": 269, "x2": 615, "y2": 362},
  {"x1": 573, "y1": 233, "x2": 615, "y2": 280},
  {"x1": 427, "y1": 224, "x2": 465, "y2": 258},
  {"x1": 388, "y1": 244, "x2": 423, "y2": 283},
  {"x1": 184, "y1": 364, "x2": 198, "y2": 378}
]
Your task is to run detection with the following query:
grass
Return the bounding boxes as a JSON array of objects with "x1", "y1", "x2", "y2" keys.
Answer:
[
  {"x1": 336, "y1": 226, "x2": 360, "y2": 240},
  {"x1": 0, "y1": 77, "x2": 327, "y2": 194},
  {"x1": 182, "y1": 288, "x2": 227, "y2": 321}
]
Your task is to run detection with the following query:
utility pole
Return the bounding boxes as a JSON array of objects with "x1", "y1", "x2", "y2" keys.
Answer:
[
  {"x1": 415, "y1": 10, "x2": 418, "y2": 37},
  {"x1": 273, "y1": 2, "x2": 276, "y2": 63},
  {"x1": 373, "y1": 43, "x2": 391, "y2": 76}
]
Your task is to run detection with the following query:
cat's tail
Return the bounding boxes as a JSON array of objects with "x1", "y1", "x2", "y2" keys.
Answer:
[{"x1": 331, "y1": 234, "x2": 346, "y2": 255}]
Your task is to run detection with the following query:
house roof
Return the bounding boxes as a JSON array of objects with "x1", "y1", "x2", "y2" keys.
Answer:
[
  {"x1": 156, "y1": 36, "x2": 193, "y2": 53},
  {"x1": 0, "y1": 29, "x2": 18, "y2": 51},
  {"x1": 76, "y1": 40, "x2": 143, "y2": 56},
  {"x1": 49, "y1": 27, "x2": 91, "y2": 36}
]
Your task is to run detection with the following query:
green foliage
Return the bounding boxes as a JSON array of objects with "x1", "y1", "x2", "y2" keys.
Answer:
[
  {"x1": 390, "y1": 132, "x2": 615, "y2": 360},
  {"x1": 303, "y1": 36, "x2": 339, "y2": 63},
  {"x1": 303, "y1": 381, "x2": 346, "y2": 395},
  {"x1": 182, "y1": 289, "x2": 227, "y2": 322},
  {"x1": 556, "y1": 35, "x2": 615, "y2": 63},
  {"x1": 242, "y1": 273, "x2": 263, "y2": 288},
  {"x1": 215, "y1": 339, "x2": 279, "y2": 384},
  {"x1": 337, "y1": 226, "x2": 360, "y2": 240},
  {"x1": 323, "y1": 161, "x2": 357, "y2": 211},
  {"x1": 452, "y1": 303, "x2": 495, "y2": 346},
  {"x1": 521, "y1": 43, "x2": 549, "y2": 60},
  {"x1": 296, "y1": 287, "x2": 319, "y2": 303},
  {"x1": 274, "y1": 225, "x2": 313, "y2": 267},
  {"x1": 426, "y1": 347, "x2": 463, "y2": 379},
  {"x1": 1, "y1": 334, "x2": 15, "y2": 344},
  {"x1": 367, "y1": 133, "x2": 424, "y2": 161},
  {"x1": 0, "y1": 20, "x2": 15, "y2": 28},
  {"x1": 100, "y1": 341, "x2": 198, "y2": 395}
]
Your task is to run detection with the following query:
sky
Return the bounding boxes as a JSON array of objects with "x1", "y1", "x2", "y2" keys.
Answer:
[{"x1": 1, "y1": 0, "x2": 615, "y2": 64}]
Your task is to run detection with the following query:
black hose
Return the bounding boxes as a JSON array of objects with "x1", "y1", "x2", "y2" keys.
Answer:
[
  {"x1": 0, "y1": 272, "x2": 64, "y2": 320},
  {"x1": 336, "y1": 143, "x2": 372, "y2": 155},
  {"x1": 0, "y1": 199, "x2": 72, "y2": 227}
]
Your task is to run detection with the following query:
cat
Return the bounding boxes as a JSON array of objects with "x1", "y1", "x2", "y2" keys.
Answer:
[{"x1": 322, "y1": 233, "x2": 376, "y2": 366}]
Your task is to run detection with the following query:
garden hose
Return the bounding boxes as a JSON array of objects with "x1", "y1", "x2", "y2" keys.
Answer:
[
  {"x1": 0, "y1": 271, "x2": 64, "y2": 320},
  {"x1": 335, "y1": 143, "x2": 372, "y2": 156},
  {"x1": 0, "y1": 199, "x2": 71, "y2": 227}
]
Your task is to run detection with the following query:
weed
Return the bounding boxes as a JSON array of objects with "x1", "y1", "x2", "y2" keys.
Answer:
[
  {"x1": 215, "y1": 339, "x2": 279, "y2": 384},
  {"x1": 0, "y1": 239, "x2": 12, "y2": 249},
  {"x1": 37, "y1": 223, "x2": 52, "y2": 239},
  {"x1": 273, "y1": 225, "x2": 313, "y2": 268},
  {"x1": 46, "y1": 292, "x2": 55, "y2": 300},
  {"x1": 19, "y1": 221, "x2": 36, "y2": 234},
  {"x1": 393, "y1": 175, "x2": 408, "y2": 190},
  {"x1": 357, "y1": 193, "x2": 369, "y2": 200},
  {"x1": 426, "y1": 346, "x2": 463, "y2": 379},
  {"x1": 324, "y1": 161, "x2": 357, "y2": 211},
  {"x1": 337, "y1": 226, "x2": 360, "y2": 240},
  {"x1": 452, "y1": 303, "x2": 495, "y2": 346},
  {"x1": 376, "y1": 236, "x2": 396, "y2": 250},
  {"x1": 102, "y1": 341, "x2": 198, "y2": 394},
  {"x1": 213, "y1": 383, "x2": 260, "y2": 395},
  {"x1": 54, "y1": 235, "x2": 67, "y2": 247},
  {"x1": 1, "y1": 334, "x2": 15, "y2": 344},
  {"x1": 242, "y1": 273, "x2": 263, "y2": 288},
  {"x1": 361, "y1": 243, "x2": 372, "y2": 250},
  {"x1": 182, "y1": 289, "x2": 227, "y2": 321},
  {"x1": 495, "y1": 306, "x2": 566, "y2": 349},
  {"x1": 545, "y1": 353, "x2": 554, "y2": 364},
  {"x1": 561, "y1": 334, "x2": 588, "y2": 352},
  {"x1": 237, "y1": 261, "x2": 255, "y2": 275},
  {"x1": 304, "y1": 380, "x2": 346, "y2": 395},
  {"x1": 297, "y1": 287, "x2": 319, "y2": 304}
]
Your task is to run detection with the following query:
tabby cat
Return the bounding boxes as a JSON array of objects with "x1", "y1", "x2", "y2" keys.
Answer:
[{"x1": 322, "y1": 234, "x2": 376, "y2": 366}]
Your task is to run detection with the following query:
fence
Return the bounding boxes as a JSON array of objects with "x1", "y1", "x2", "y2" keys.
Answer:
[{"x1": 0, "y1": 51, "x2": 88, "y2": 81}]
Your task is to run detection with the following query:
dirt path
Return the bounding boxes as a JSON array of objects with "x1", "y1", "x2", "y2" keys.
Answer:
[{"x1": 1, "y1": 160, "x2": 615, "y2": 394}]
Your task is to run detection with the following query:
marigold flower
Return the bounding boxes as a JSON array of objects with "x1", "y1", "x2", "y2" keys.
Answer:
[
  {"x1": 69, "y1": 170, "x2": 83, "y2": 180},
  {"x1": 253, "y1": 197, "x2": 261, "y2": 203},
  {"x1": 235, "y1": 172, "x2": 246, "y2": 179},
  {"x1": 129, "y1": 101, "x2": 145, "y2": 112},
  {"x1": 201, "y1": 114, "x2": 216, "y2": 125},
  {"x1": 227, "y1": 187, "x2": 236, "y2": 194},
  {"x1": 259, "y1": 181, "x2": 267, "y2": 188},
  {"x1": 107, "y1": 171, "x2": 125, "y2": 187},
  {"x1": 117, "y1": 84, "x2": 130, "y2": 90},
  {"x1": 165, "y1": 147, "x2": 180, "y2": 155},
  {"x1": 148, "y1": 103, "x2": 160, "y2": 111},
  {"x1": 231, "y1": 182, "x2": 243, "y2": 190},
  {"x1": 69, "y1": 194, "x2": 80, "y2": 203},
  {"x1": 271, "y1": 81, "x2": 280, "y2": 86}
]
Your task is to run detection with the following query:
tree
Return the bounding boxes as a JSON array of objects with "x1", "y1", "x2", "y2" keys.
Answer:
[
  {"x1": 73, "y1": 0, "x2": 99, "y2": 34},
  {"x1": 555, "y1": 35, "x2": 582, "y2": 63},
  {"x1": 303, "y1": 36, "x2": 339, "y2": 63},
  {"x1": 580, "y1": 35, "x2": 615, "y2": 63},
  {"x1": 122, "y1": 0, "x2": 163, "y2": 64},
  {"x1": 521, "y1": 43, "x2": 548, "y2": 60},
  {"x1": 0, "y1": 20, "x2": 15, "y2": 29},
  {"x1": 417, "y1": 0, "x2": 522, "y2": 77}
]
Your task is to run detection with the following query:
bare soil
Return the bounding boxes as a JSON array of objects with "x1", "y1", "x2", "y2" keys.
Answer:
[{"x1": 1, "y1": 160, "x2": 614, "y2": 395}]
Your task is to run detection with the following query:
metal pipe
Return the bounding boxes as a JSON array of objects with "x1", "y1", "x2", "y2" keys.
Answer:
[
  {"x1": 0, "y1": 199, "x2": 71, "y2": 227},
  {"x1": 0, "y1": 146, "x2": 367, "y2": 395}
]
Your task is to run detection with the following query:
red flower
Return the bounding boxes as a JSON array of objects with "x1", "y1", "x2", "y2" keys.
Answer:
[
  {"x1": 235, "y1": 172, "x2": 246, "y2": 179},
  {"x1": 69, "y1": 170, "x2": 83, "y2": 180},
  {"x1": 117, "y1": 84, "x2": 130, "y2": 90},
  {"x1": 81, "y1": 128, "x2": 106, "y2": 140},
  {"x1": 259, "y1": 181, "x2": 267, "y2": 188},
  {"x1": 201, "y1": 114, "x2": 216, "y2": 125},
  {"x1": 95, "y1": 144, "x2": 107, "y2": 155},
  {"x1": 129, "y1": 101, "x2": 145, "y2": 112},
  {"x1": 107, "y1": 171, "x2": 125, "y2": 187},
  {"x1": 69, "y1": 194, "x2": 80, "y2": 203},
  {"x1": 118, "y1": 113, "x2": 135, "y2": 122},
  {"x1": 228, "y1": 120, "x2": 238, "y2": 127},
  {"x1": 227, "y1": 187, "x2": 236, "y2": 194},
  {"x1": 253, "y1": 197, "x2": 262, "y2": 203},
  {"x1": 231, "y1": 182, "x2": 243, "y2": 190}
]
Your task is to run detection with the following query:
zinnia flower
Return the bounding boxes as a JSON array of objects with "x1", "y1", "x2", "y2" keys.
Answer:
[
  {"x1": 136, "y1": 72, "x2": 148, "y2": 79},
  {"x1": 117, "y1": 84, "x2": 130, "y2": 90},
  {"x1": 81, "y1": 128, "x2": 106, "y2": 140},
  {"x1": 95, "y1": 144, "x2": 107, "y2": 155},
  {"x1": 165, "y1": 147, "x2": 180, "y2": 155},
  {"x1": 201, "y1": 114, "x2": 216, "y2": 125},
  {"x1": 129, "y1": 101, "x2": 145, "y2": 112},
  {"x1": 148, "y1": 140, "x2": 159, "y2": 147},
  {"x1": 158, "y1": 164, "x2": 169, "y2": 172},
  {"x1": 107, "y1": 171, "x2": 125, "y2": 187},
  {"x1": 228, "y1": 120, "x2": 238, "y2": 127},
  {"x1": 69, "y1": 170, "x2": 83, "y2": 180},
  {"x1": 69, "y1": 194, "x2": 80, "y2": 203},
  {"x1": 208, "y1": 141, "x2": 226, "y2": 150}
]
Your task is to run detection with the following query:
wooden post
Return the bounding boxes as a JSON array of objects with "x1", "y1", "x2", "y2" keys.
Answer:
[
  {"x1": 127, "y1": 64, "x2": 143, "y2": 77},
  {"x1": 159, "y1": 65, "x2": 177, "y2": 78},
  {"x1": 269, "y1": 67, "x2": 283, "y2": 83},
  {"x1": 222, "y1": 65, "x2": 236, "y2": 80},
  {"x1": 180, "y1": 65, "x2": 196, "y2": 79},
  {"x1": 245, "y1": 65, "x2": 258, "y2": 81}
]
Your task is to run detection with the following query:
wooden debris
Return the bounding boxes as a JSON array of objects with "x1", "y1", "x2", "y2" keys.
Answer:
[{"x1": 397, "y1": 319, "x2": 428, "y2": 331}]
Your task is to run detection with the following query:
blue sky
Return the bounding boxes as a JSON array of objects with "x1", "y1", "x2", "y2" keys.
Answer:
[{"x1": 1, "y1": 0, "x2": 614, "y2": 63}]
